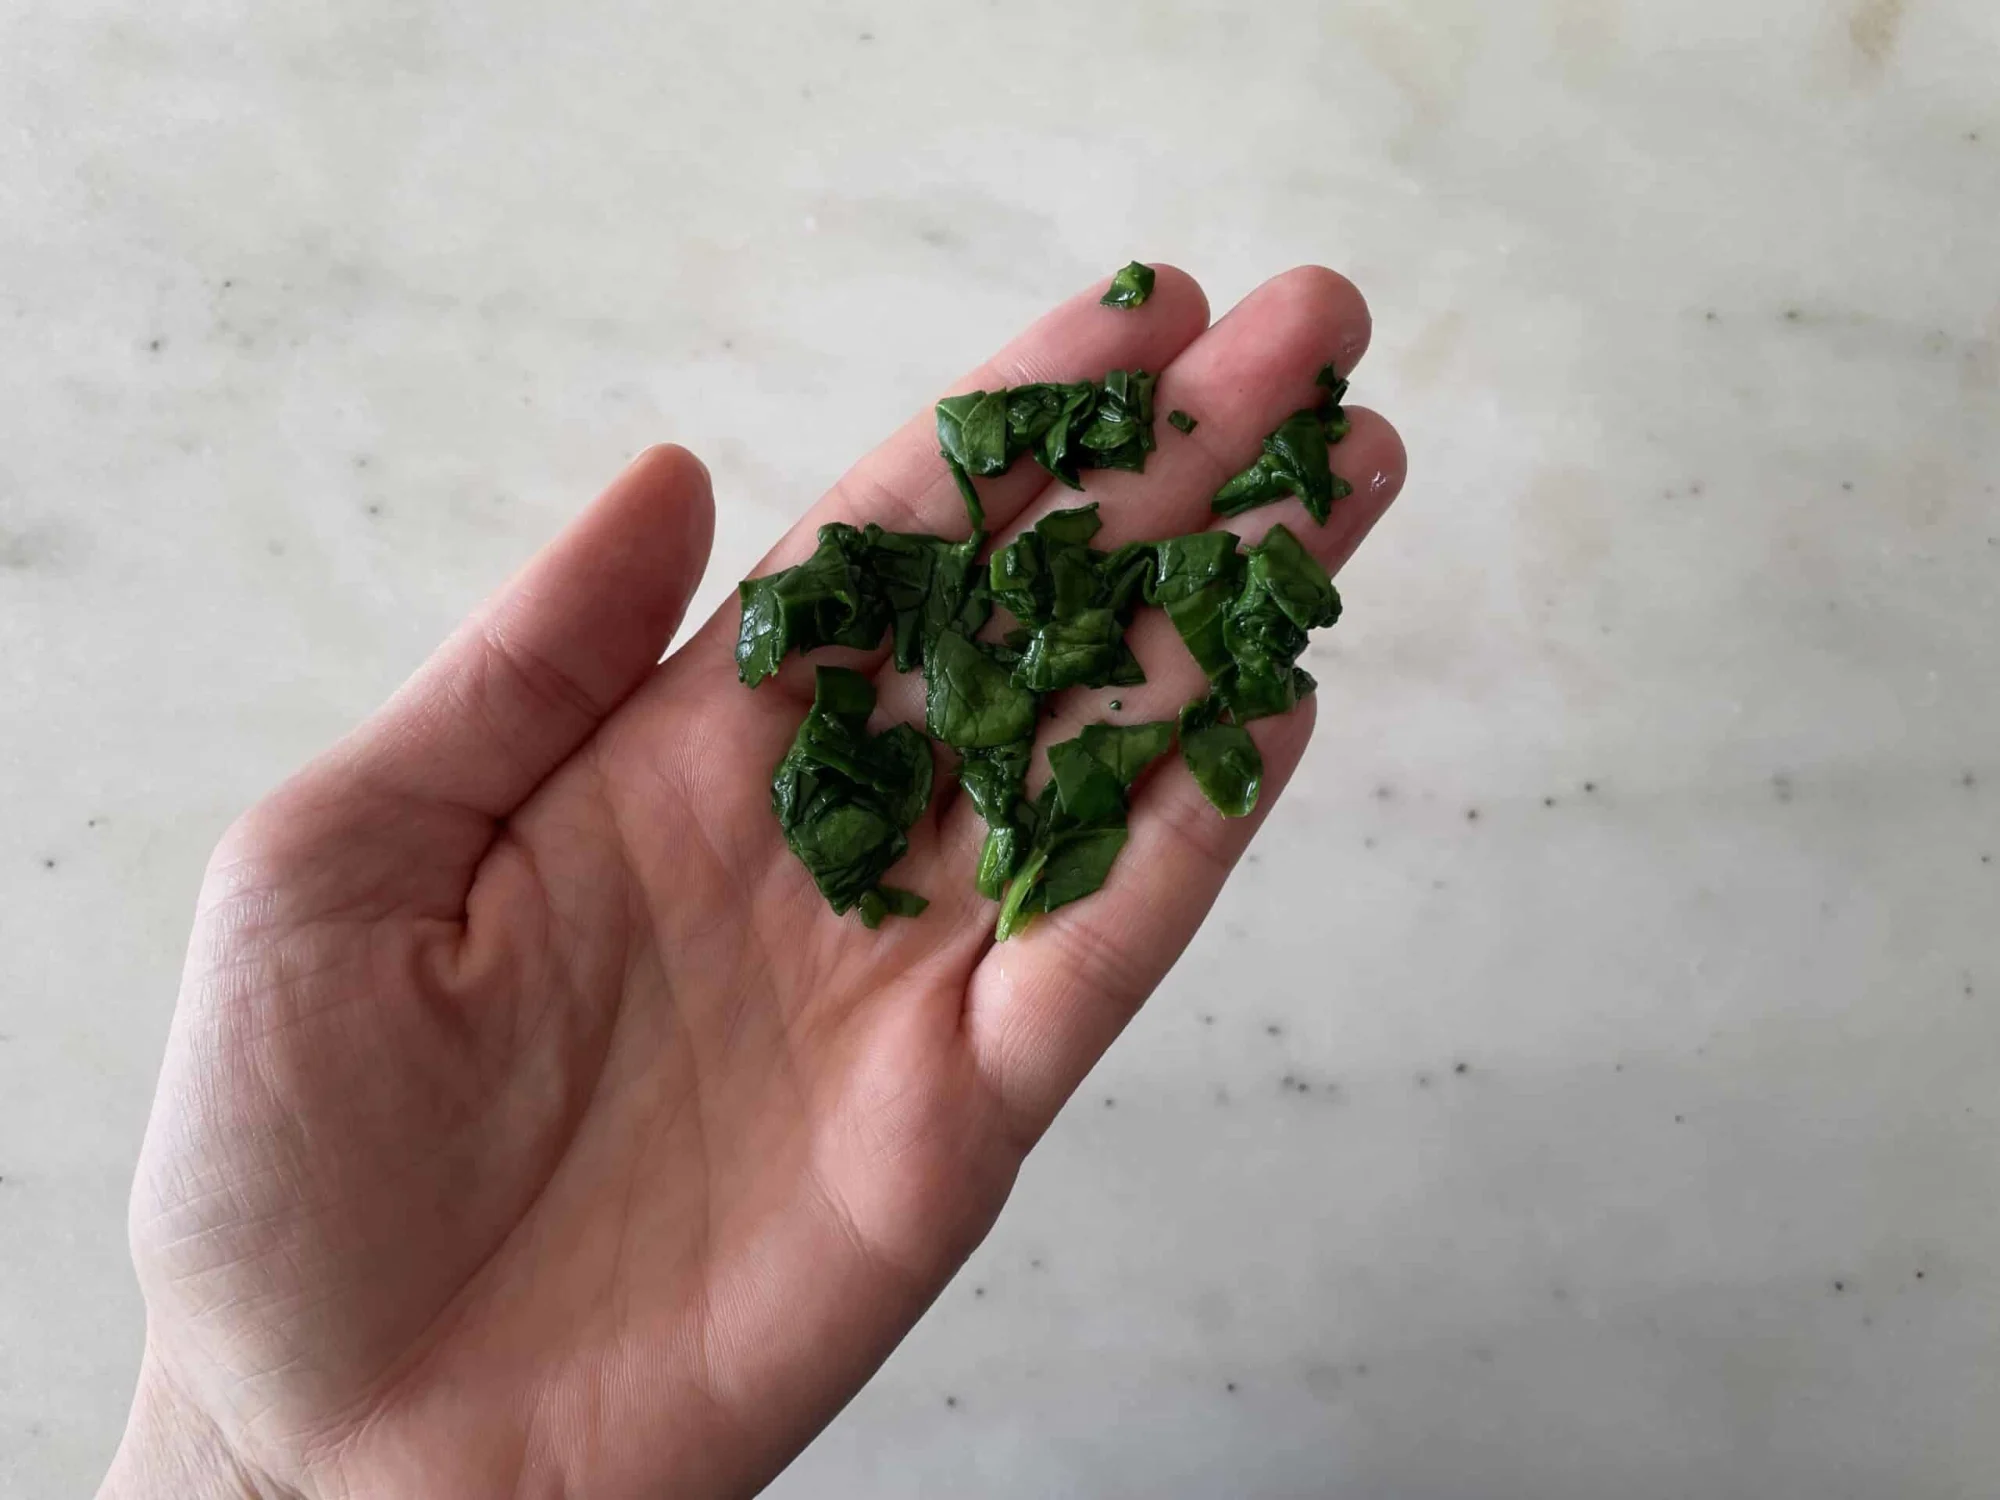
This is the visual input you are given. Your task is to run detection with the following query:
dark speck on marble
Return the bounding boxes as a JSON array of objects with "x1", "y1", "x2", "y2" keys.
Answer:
[
  {"x1": 1373, "y1": 784, "x2": 1394, "y2": 800},
  {"x1": 858, "y1": 30, "x2": 874, "y2": 41},
  {"x1": 365, "y1": 504, "x2": 383, "y2": 517},
  {"x1": 1542, "y1": 796, "x2": 1557, "y2": 807},
  {"x1": 1962, "y1": 771, "x2": 1977, "y2": 788},
  {"x1": 1030, "y1": 1258, "x2": 1044, "y2": 1270},
  {"x1": 41, "y1": 857, "x2": 56, "y2": 871},
  {"x1": 1842, "y1": 480, "x2": 1854, "y2": 491},
  {"x1": 1414, "y1": 1073, "x2": 1432, "y2": 1089},
  {"x1": 1103, "y1": 1096, "x2": 1116, "y2": 1108},
  {"x1": 1465, "y1": 807, "x2": 1480, "y2": 822},
  {"x1": 1363, "y1": 837, "x2": 1376, "y2": 850},
  {"x1": 1833, "y1": 1280, "x2": 1847, "y2": 1293},
  {"x1": 353, "y1": 454, "x2": 372, "y2": 470},
  {"x1": 1199, "y1": 1013, "x2": 1215, "y2": 1026},
  {"x1": 1771, "y1": 772, "x2": 1795, "y2": 803},
  {"x1": 944, "y1": 1394, "x2": 958, "y2": 1408},
  {"x1": 1783, "y1": 307, "x2": 1802, "y2": 322},
  {"x1": 1224, "y1": 1381, "x2": 1238, "y2": 1394},
  {"x1": 1454, "y1": 1062, "x2": 1470, "y2": 1075},
  {"x1": 1265, "y1": 1024, "x2": 1283, "y2": 1037},
  {"x1": 146, "y1": 338, "x2": 163, "y2": 353},
  {"x1": 1705, "y1": 310, "x2": 1718, "y2": 322},
  {"x1": 1674, "y1": 1114, "x2": 1686, "y2": 1124},
  {"x1": 972, "y1": 1286, "x2": 985, "y2": 1298},
  {"x1": 1915, "y1": 1269, "x2": 1926, "y2": 1280},
  {"x1": 1582, "y1": 780, "x2": 1598, "y2": 794}
]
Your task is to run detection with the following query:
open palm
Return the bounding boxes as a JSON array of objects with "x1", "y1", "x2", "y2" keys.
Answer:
[{"x1": 113, "y1": 265, "x2": 1405, "y2": 1499}]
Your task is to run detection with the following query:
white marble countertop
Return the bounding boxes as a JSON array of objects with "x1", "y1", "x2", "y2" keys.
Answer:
[{"x1": 5, "y1": 1, "x2": 1998, "y2": 1494}]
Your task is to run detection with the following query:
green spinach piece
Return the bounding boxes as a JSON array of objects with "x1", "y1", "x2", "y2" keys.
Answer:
[
  {"x1": 1146, "y1": 531, "x2": 1244, "y2": 679},
  {"x1": 959, "y1": 738, "x2": 1034, "y2": 899},
  {"x1": 1216, "y1": 523, "x2": 1340, "y2": 721},
  {"x1": 736, "y1": 523, "x2": 994, "y2": 685},
  {"x1": 994, "y1": 720, "x2": 1176, "y2": 940},
  {"x1": 989, "y1": 506, "x2": 1156, "y2": 692},
  {"x1": 736, "y1": 523, "x2": 891, "y2": 687},
  {"x1": 771, "y1": 667, "x2": 933, "y2": 920},
  {"x1": 1178, "y1": 693, "x2": 1262, "y2": 818},
  {"x1": 1100, "y1": 261, "x2": 1157, "y2": 309},
  {"x1": 924, "y1": 627, "x2": 1037, "y2": 749},
  {"x1": 1210, "y1": 363, "x2": 1354, "y2": 524},
  {"x1": 936, "y1": 371, "x2": 1158, "y2": 499},
  {"x1": 1167, "y1": 409, "x2": 1197, "y2": 434},
  {"x1": 1152, "y1": 525, "x2": 1339, "y2": 816}
]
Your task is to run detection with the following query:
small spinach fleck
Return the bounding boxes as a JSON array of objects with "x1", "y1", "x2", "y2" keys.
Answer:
[
  {"x1": 1100, "y1": 261, "x2": 1157, "y2": 309},
  {"x1": 1167, "y1": 409, "x2": 1197, "y2": 434}
]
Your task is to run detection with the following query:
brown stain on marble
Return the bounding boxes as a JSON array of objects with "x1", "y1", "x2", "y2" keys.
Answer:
[{"x1": 1847, "y1": 0, "x2": 1909, "y2": 74}]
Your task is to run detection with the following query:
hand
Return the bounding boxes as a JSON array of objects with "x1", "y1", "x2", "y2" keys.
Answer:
[{"x1": 104, "y1": 265, "x2": 1406, "y2": 1499}]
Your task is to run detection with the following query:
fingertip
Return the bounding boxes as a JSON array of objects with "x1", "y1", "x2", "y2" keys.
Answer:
[
  {"x1": 1342, "y1": 407, "x2": 1407, "y2": 504},
  {"x1": 1138, "y1": 262, "x2": 1212, "y2": 332},
  {"x1": 1265, "y1": 264, "x2": 1373, "y2": 373}
]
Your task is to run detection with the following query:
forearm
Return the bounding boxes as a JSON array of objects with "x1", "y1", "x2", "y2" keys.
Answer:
[{"x1": 99, "y1": 1353, "x2": 275, "y2": 1500}]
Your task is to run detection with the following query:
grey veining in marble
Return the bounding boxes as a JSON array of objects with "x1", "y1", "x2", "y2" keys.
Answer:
[{"x1": 4, "y1": 1, "x2": 1998, "y2": 1495}]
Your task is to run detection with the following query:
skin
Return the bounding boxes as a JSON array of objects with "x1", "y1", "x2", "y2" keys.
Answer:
[{"x1": 101, "y1": 265, "x2": 1407, "y2": 1500}]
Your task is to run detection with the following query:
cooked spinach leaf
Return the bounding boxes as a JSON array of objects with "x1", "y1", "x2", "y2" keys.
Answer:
[
  {"x1": 959, "y1": 737, "x2": 1034, "y2": 899},
  {"x1": 993, "y1": 720, "x2": 1176, "y2": 940},
  {"x1": 1167, "y1": 409, "x2": 1197, "y2": 434},
  {"x1": 737, "y1": 523, "x2": 993, "y2": 685},
  {"x1": 736, "y1": 524, "x2": 891, "y2": 687},
  {"x1": 1153, "y1": 524, "x2": 1339, "y2": 816},
  {"x1": 1210, "y1": 363, "x2": 1354, "y2": 524},
  {"x1": 989, "y1": 506, "x2": 1155, "y2": 692},
  {"x1": 1179, "y1": 693, "x2": 1262, "y2": 818},
  {"x1": 936, "y1": 370, "x2": 1158, "y2": 497},
  {"x1": 746, "y1": 350, "x2": 1365, "y2": 931},
  {"x1": 924, "y1": 627, "x2": 1037, "y2": 749},
  {"x1": 771, "y1": 667, "x2": 933, "y2": 920},
  {"x1": 1100, "y1": 261, "x2": 1157, "y2": 309},
  {"x1": 1216, "y1": 522, "x2": 1340, "y2": 721},
  {"x1": 1146, "y1": 531, "x2": 1244, "y2": 679}
]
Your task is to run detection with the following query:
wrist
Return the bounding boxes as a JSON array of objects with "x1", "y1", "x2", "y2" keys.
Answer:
[{"x1": 99, "y1": 1351, "x2": 271, "y2": 1500}]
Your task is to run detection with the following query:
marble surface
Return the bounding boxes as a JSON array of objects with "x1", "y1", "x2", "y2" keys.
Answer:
[{"x1": 4, "y1": 0, "x2": 1999, "y2": 1494}]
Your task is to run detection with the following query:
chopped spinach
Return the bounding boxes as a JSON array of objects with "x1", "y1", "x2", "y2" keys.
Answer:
[
  {"x1": 736, "y1": 524, "x2": 891, "y2": 687},
  {"x1": 1168, "y1": 409, "x2": 1197, "y2": 434},
  {"x1": 989, "y1": 505, "x2": 1154, "y2": 692},
  {"x1": 993, "y1": 720, "x2": 1176, "y2": 940},
  {"x1": 771, "y1": 667, "x2": 934, "y2": 921},
  {"x1": 1178, "y1": 694, "x2": 1261, "y2": 818},
  {"x1": 924, "y1": 627, "x2": 1037, "y2": 749},
  {"x1": 1210, "y1": 364, "x2": 1354, "y2": 524},
  {"x1": 743, "y1": 354, "x2": 1365, "y2": 929},
  {"x1": 737, "y1": 523, "x2": 992, "y2": 686},
  {"x1": 1100, "y1": 261, "x2": 1157, "y2": 309},
  {"x1": 1156, "y1": 524, "x2": 1339, "y2": 816},
  {"x1": 937, "y1": 370, "x2": 1158, "y2": 498}
]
